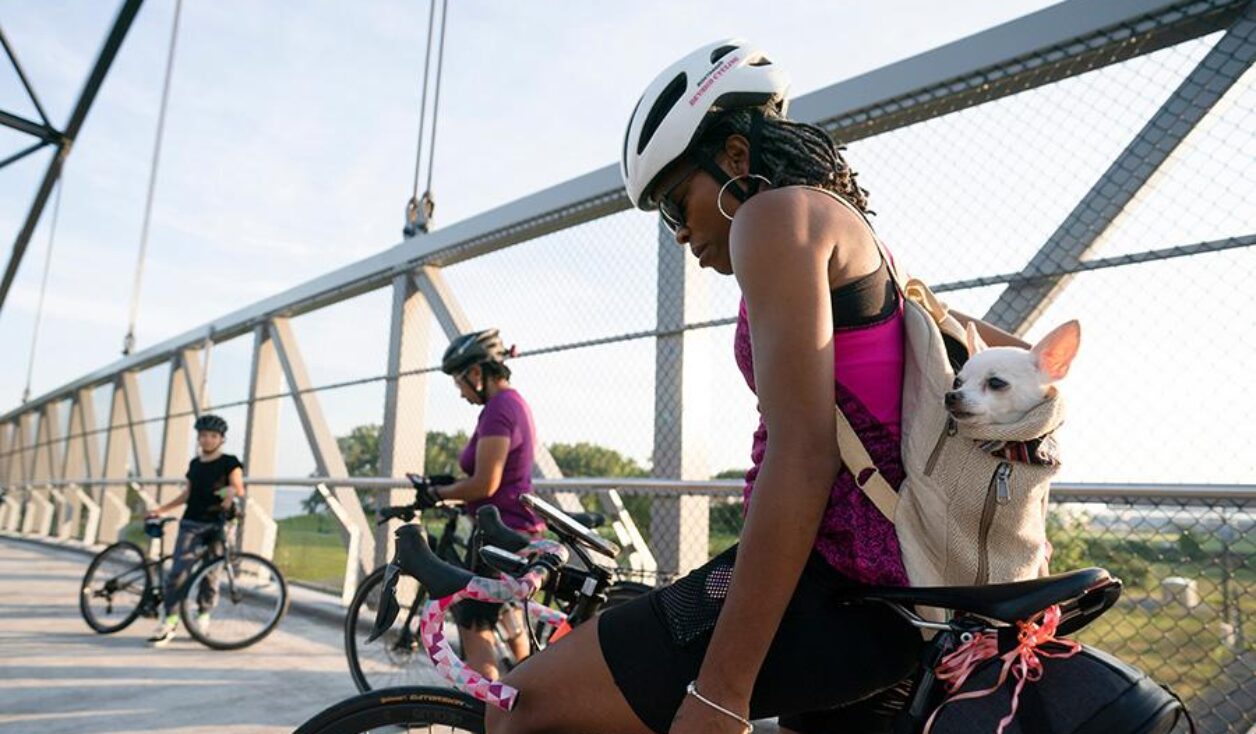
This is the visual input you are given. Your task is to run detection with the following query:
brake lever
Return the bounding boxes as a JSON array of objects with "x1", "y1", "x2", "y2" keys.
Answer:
[{"x1": 365, "y1": 562, "x2": 404, "y2": 643}]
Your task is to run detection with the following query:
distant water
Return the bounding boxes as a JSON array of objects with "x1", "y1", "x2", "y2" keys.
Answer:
[{"x1": 273, "y1": 487, "x2": 312, "y2": 520}]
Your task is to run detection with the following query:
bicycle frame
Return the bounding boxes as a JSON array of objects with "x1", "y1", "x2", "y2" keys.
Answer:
[{"x1": 139, "y1": 520, "x2": 236, "y2": 612}]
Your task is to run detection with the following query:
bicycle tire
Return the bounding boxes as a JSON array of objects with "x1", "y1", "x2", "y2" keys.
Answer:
[
  {"x1": 79, "y1": 541, "x2": 151, "y2": 634},
  {"x1": 294, "y1": 686, "x2": 485, "y2": 734},
  {"x1": 180, "y1": 551, "x2": 289, "y2": 650}
]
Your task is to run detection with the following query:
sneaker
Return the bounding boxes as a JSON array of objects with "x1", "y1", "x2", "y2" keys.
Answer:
[
  {"x1": 147, "y1": 616, "x2": 178, "y2": 647},
  {"x1": 195, "y1": 612, "x2": 211, "y2": 634}
]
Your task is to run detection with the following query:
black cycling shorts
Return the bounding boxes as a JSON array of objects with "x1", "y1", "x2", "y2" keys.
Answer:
[
  {"x1": 597, "y1": 545, "x2": 921, "y2": 733},
  {"x1": 452, "y1": 598, "x2": 502, "y2": 631}
]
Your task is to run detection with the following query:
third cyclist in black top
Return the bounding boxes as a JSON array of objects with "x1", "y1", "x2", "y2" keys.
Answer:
[{"x1": 145, "y1": 414, "x2": 245, "y2": 647}]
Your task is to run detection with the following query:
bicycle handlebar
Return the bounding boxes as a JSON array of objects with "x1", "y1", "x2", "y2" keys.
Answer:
[{"x1": 369, "y1": 523, "x2": 570, "y2": 711}]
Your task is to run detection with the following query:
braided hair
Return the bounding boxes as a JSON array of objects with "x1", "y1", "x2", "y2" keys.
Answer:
[{"x1": 691, "y1": 107, "x2": 871, "y2": 214}]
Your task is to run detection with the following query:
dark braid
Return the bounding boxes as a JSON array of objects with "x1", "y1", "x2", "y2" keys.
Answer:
[{"x1": 692, "y1": 107, "x2": 871, "y2": 214}]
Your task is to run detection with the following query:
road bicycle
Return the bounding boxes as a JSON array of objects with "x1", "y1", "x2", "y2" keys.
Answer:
[
  {"x1": 344, "y1": 473, "x2": 648, "y2": 692},
  {"x1": 297, "y1": 492, "x2": 1192, "y2": 733},
  {"x1": 78, "y1": 508, "x2": 288, "y2": 650}
]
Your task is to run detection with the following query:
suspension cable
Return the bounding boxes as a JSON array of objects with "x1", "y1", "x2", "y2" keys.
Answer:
[
  {"x1": 424, "y1": 0, "x2": 449, "y2": 198},
  {"x1": 123, "y1": 0, "x2": 183, "y2": 356},
  {"x1": 21, "y1": 178, "x2": 63, "y2": 404},
  {"x1": 404, "y1": 0, "x2": 451, "y2": 237}
]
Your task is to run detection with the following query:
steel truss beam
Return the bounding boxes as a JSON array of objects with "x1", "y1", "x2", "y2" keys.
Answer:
[
  {"x1": 984, "y1": 1, "x2": 1256, "y2": 332},
  {"x1": 0, "y1": 0, "x2": 145, "y2": 313},
  {"x1": 8, "y1": 0, "x2": 1239, "y2": 423}
]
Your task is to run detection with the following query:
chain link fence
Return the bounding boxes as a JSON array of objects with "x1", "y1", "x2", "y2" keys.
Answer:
[{"x1": 1, "y1": 2, "x2": 1254, "y2": 730}]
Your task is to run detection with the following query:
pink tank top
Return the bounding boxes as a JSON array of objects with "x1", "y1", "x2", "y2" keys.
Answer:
[{"x1": 735, "y1": 249, "x2": 909, "y2": 587}]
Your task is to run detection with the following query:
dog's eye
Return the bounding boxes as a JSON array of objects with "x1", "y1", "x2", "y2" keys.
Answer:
[
  {"x1": 952, "y1": 377, "x2": 963, "y2": 389},
  {"x1": 987, "y1": 377, "x2": 1009, "y2": 391}
]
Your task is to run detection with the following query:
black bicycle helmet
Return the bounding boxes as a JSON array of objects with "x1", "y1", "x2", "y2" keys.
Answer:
[
  {"x1": 194, "y1": 413, "x2": 229, "y2": 434},
  {"x1": 441, "y1": 329, "x2": 508, "y2": 376}
]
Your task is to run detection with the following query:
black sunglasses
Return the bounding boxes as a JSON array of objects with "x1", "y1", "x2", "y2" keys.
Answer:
[{"x1": 656, "y1": 162, "x2": 701, "y2": 233}]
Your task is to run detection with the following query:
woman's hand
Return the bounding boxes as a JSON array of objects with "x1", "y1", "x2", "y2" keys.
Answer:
[{"x1": 669, "y1": 693, "x2": 750, "y2": 734}]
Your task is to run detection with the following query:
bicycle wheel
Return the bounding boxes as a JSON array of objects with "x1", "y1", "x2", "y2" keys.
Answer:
[
  {"x1": 294, "y1": 686, "x2": 485, "y2": 734},
  {"x1": 180, "y1": 551, "x2": 288, "y2": 650},
  {"x1": 346, "y1": 567, "x2": 466, "y2": 692},
  {"x1": 79, "y1": 541, "x2": 152, "y2": 634}
]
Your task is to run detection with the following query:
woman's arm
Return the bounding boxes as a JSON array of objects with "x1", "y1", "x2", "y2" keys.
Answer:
[
  {"x1": 672, "y1": 190, "x2": 840, "y2": 731},
  {"x1": 222, "y1": 467, "x2": 245, "y2": 509},
  {"x1": 435, "y1": 437, "x2": 509, "y2": 502},
  {"x1": 149, "y1": 484, "x2": 190, "y2": 517},
  {"x1": 950, "y1": 310, "x2": 1028, "y2": 349}
]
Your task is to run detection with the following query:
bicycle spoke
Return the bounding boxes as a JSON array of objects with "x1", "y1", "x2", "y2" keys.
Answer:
[
  {"x1": 80, "y1": 542, "x2": 151, "y2": 633},
  {"x1": 183, "y1": 554, "x2": 288, "y2": 648}
]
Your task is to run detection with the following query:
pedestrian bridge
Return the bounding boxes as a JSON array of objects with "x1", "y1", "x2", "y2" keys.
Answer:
[{"x1": 2, "y1": 1, "x2": 1255, "y2": 732}]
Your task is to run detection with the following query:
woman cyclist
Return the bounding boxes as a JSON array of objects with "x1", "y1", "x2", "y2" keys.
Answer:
[
  {"x1": 415, "y1": 328, "x2": 546, "y2": 681},
  {"x1": 145, "y1": 414, "x2": 244, "y2": 647},
  {"x1": 483, "y1": 41, "x2": 1027, "y2": 734}
]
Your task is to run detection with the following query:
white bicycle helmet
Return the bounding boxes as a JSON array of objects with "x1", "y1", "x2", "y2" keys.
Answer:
[{"x1": 622, "y1": 39, "x2": 790, "y2": 210}]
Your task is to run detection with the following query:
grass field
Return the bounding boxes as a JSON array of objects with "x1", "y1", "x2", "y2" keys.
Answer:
[{"x1": 273, "y1": 513, "x2": 350, "y2": 591}]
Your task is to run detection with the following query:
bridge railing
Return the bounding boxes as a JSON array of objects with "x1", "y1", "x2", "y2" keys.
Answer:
[{"x1": 1, "y1": 477, "x2": 1251, "y2": 731}]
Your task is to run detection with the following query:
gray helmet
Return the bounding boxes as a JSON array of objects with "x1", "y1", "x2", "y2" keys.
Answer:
[
  {"x1": 194, "y1": 414, "x2": 228, "y2": 434},
  {"x1": 441, "y1": 329, "x2": 509, "y2": 375}
]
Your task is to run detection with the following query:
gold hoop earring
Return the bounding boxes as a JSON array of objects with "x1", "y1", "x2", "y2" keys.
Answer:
[{"x1": 717, "y1": 174, "x2": 774, "y2": 221}]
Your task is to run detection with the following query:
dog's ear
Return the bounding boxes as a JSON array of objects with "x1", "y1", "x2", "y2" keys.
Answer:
[
  {"x1": 965, "y1": 322, "x2": 988, "y2": 356},
  {"x1": 1032, "y1": 320, "x2": 1081, "y2": 381}
]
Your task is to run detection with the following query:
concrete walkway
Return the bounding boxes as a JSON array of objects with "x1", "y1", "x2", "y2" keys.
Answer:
[
  {"x1": 0, "y1": 536, "x2": 786, "y2": 734},
  {"x1": 0, "y1": 536, "x2": 372, "y2": 734}
]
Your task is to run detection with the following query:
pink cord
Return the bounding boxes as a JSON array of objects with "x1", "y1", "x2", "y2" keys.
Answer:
[{"x1": 923, "y1": 605, "x2": 1081, "y2": 734}]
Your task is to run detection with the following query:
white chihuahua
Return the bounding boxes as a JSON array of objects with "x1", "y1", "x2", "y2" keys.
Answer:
[{"x1": 945, "y1": 320, "x2": 1081, "y2": 428}]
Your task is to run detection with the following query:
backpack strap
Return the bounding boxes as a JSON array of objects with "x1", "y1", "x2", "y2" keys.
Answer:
[
  {"x1": 791, "y1": 185, "x2": 903, "y2": 522},
  {"x1": 834, "y1": 406, "x2": 898, "y2": 522}
]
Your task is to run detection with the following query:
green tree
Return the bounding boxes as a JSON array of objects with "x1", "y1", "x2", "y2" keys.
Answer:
[
  {"x1": 303, "y1": 426, "x2": 469, "y2": 513},
  {"x1": 549, "y1": 442, "x2": 649, "y2": 478},
  {"x1": 425, "y1": 430, "x2": 470, "y2": 475},
  {"x1": 1177, "y1": 528, "x2": 1205, "y2": 562},
  {"x1": 338, "y1": 424, "x2": 380, "y2": 477},
  {"x1": 713, "y1": 468, "x2": 748, "y2": 480}
]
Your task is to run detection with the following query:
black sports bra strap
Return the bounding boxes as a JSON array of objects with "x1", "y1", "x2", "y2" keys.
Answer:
[{"x1": 792, "y1": 185, "x2": 906, "y2": 293}]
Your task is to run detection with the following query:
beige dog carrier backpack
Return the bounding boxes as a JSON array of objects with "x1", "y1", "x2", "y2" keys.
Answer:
[{"x1": 819, "y1": 188, "x2": 1063, "y2": 588}]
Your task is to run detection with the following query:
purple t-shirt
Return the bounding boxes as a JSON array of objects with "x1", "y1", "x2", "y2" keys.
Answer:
[{"x1": 459, "y1": 388, "x2": 545, "y2": 533}]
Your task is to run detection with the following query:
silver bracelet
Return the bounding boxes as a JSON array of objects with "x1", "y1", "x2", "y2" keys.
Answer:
[{"x1": 685, "y1": 681, "x2": 753, "y2": 734}]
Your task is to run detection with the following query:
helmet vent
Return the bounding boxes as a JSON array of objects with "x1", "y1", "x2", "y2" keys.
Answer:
[
  {"x1": 622, "y1": 96, "x2": 644, "y2": 175},
  {"x1": 748, "y1": 55, "x2": 772, "y2": 67},
  {"x1": 637, "y1": 72, "x2": 687, "y2": 155},
  {"x1": 709, "y1": 44, "x2": 738, "y2": 63}
]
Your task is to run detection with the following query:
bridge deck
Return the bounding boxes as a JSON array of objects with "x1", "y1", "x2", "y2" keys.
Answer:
[{"x1": 0, "y1": 537, "x2": 371, "y2": 733}]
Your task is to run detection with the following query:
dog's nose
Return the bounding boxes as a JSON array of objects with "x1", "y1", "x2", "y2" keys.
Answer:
[{"x1": 944, "y1": 391, "x2": 960, "y2": 406}]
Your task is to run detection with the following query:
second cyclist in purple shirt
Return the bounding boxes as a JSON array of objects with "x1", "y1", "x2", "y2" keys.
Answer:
[{"x1": 415, "y1": 328, "x2": 545, "y2": 680}]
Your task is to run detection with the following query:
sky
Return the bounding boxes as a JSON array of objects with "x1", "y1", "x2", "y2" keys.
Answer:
[{"x1": 0, "y1": 0, "x2": 1252, "y2": 508}]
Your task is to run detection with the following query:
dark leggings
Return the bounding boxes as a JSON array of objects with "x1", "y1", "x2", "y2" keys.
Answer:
[
  {"x1": 163, "y1": 520, "x2": 223, "y2": 616},
  {"x1": 597, "y1": 548, "x2": 921, "y2": 733}
]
